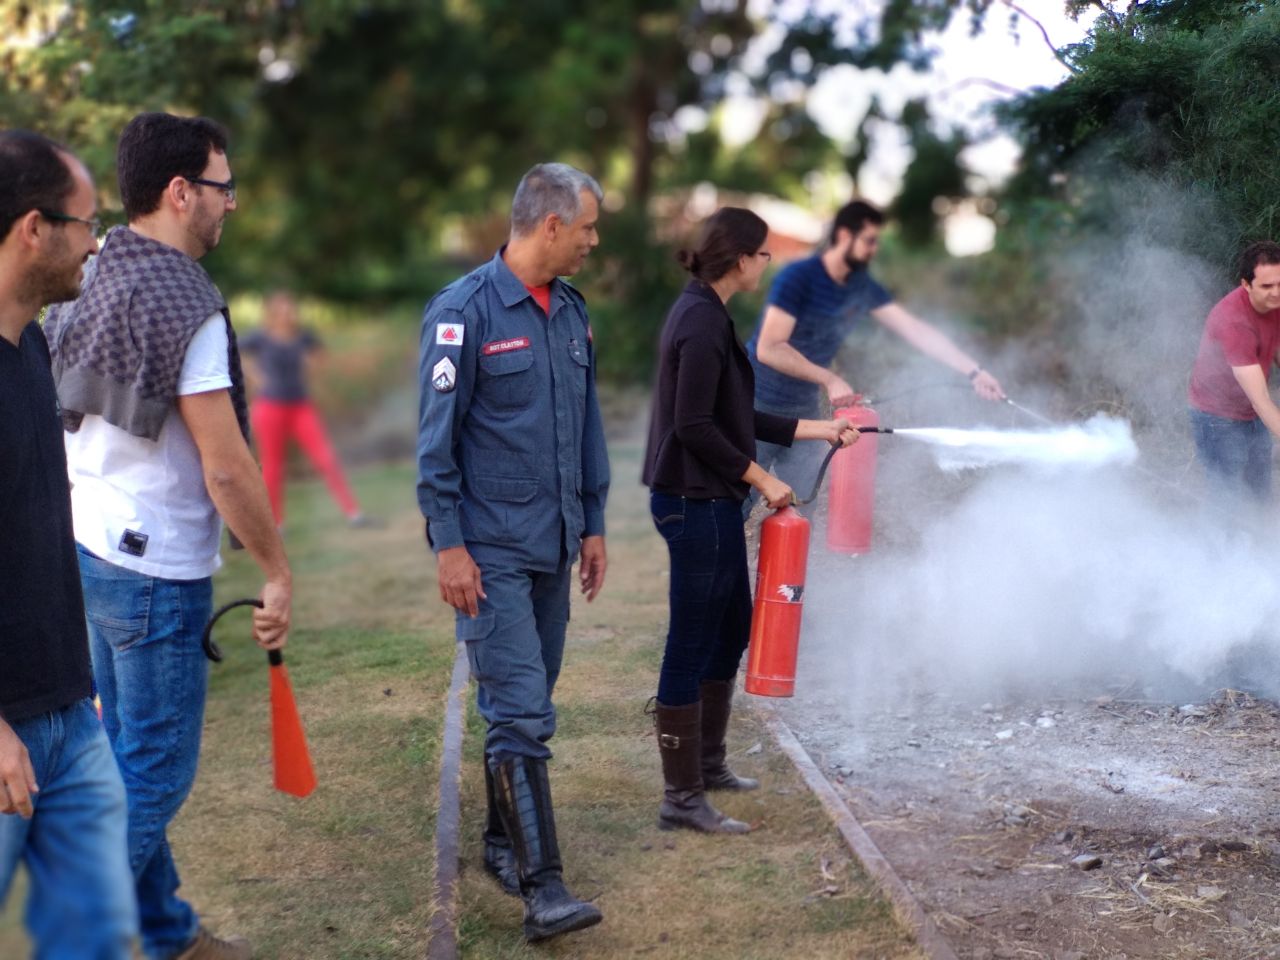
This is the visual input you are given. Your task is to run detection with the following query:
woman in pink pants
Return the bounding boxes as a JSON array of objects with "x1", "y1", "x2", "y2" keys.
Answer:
[{"x1": 241, "y1": 291, "x2": 373, "y2": 528}]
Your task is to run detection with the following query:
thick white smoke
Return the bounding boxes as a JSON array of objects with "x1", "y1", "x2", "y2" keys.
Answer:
[{"x1": 796, "y1": 173, "x2": 1280, "y2": 710}]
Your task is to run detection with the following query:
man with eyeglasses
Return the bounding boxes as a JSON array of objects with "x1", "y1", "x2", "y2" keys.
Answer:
[
  {"x1": 44, "y1": 112, "x2": 289, "y2": 960},
  {"x1": 0, "y1": 129, "x2": 138, "y2": 959}
]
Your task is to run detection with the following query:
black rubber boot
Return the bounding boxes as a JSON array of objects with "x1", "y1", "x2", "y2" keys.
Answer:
[
  {"x1": 483, "y1": 761, "x2": 519, "y2": 896},
  {"x1": 493, "y1": 756, "x2": 603, "y2": 943},
  {"x1": 655, "y1": 700, "x2": 750, "y2": 834},
  {"x1": 700, "y1": 680, "x2": 760, "y2": 791}
]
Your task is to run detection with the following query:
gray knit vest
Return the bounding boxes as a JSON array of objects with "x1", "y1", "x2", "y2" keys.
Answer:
[{"x1": 44, "y1": 226, "x2": 249, "y2": 443}]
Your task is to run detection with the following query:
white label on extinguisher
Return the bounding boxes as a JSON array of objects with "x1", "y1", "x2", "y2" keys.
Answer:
[{"x1": 775, "y1": 584, "x2": 804, "y2": 602}]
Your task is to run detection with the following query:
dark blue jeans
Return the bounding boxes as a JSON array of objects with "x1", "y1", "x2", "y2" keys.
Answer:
[
  {"x1": 78, "y1": 546, "x2": 211, "y2": 960},
  {"x1": 0, "y1": 699, "x2": 137, "y2": 959},
  {"x1": 651, "y1": 492, "x2": 753, "y2": 706},
  {"x1": 1189, "y1": 408, "x2": 1272, "y2": 503}
]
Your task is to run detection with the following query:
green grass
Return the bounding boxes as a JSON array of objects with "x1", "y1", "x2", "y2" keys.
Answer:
[{"x1": 2, "y1": 439, "x2": 923, "y2": 960}]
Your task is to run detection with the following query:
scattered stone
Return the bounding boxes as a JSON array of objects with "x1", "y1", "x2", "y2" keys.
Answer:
[
  {"x1": 1229, "y1": 910, "x2": 1250, "y2": 929},
  {"x1": 995, "y1": 729, "x2": 1014, "y2": 741},
  {"x1": 663, "y1": 840, "x2": 676, "y2": 850},
  {"x1": 1150, "y1": 857, "x2": 1178, "y2": 875},
  {"x1": 774, "y1": 787, "x2": 794, "y2": 796},
  {"x1": 1014, "y1": 922, "x2": 1032, "y2": 933},
  {"x1": 1006, "y1": 803, "x2": 1034, "y2": 819},
  {"x1": 1152, "y1": 913, "x2": 1174, "y2": 934},
  {"x1": 658, "y1": 932, "x2": 669, "y2": 943},
  {"x1": 1221, "y1": 839, "x2": 1248, "y2": 852},
  {"x1": 970, "y1": 948, "x2": 992, "y2": 960},
  {"x1": 981, "y1": 702, "x2": 995, "y2": 712},
  {"x1": 1179, "y1": 704, "x2": 1209, "y2": 719},
  {"x1": 1054, "y1": 829, "x2": 1075, "y2": 843},
  {"x1": 991, "y1": 714, "x2": 1004, "y2": 721},
  {"x1": 383, "y1": 688, "x2": 394, "y2": 696},
  {"x1": 1196, "y1": 885, "x2": 1226, "y2": 902},
  {"x1": 1004, "y1": 815, "x2": 1028, "y2": 828},
  {"x1": 906, "y1": 739, "x2": 922, "y2": 748},
  {"x1": 1035, "y1": 717, "x2": 1056, "y2": 729},
  {"x1": 744, "y1": 742, "x2": 763, "y2": 756},
  {"x1": 1198, "y1": 841, "x2": 1220, "y2": 858},
  {"x1": 1056, "y1": 952, "x2": 1086, "y2": 960},
  {"x1": 639, "y1": 843, "x2": 652, "y2": 852},
  {"x1": 1071, "y1": 854, "x2": 1103, "y2": 871},
  {"x1": 1146, "y1": 844, "x2": 1166, "y2": 860},
  {"x1": 994, "y1": 946, "x2": 1021, "y2": 959}
]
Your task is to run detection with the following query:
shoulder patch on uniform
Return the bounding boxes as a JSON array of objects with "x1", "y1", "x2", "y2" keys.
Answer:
[
  {"x1": 431, "y1": 356, "x2": 457, "y2": 392},
  {"x1": 436, "y1": 322, "x2": 464, "y2": 346}
]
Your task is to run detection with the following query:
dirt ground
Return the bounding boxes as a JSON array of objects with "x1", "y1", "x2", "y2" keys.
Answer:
[
  {"x1": 752, "y1": 413, "x2": 1280, "y2": 960},
  {"x1": 779, "y1": 684, "x2": 1280, "y2": 960}
]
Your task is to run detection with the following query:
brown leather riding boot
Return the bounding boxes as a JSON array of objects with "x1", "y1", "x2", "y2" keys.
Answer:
[
  {"x1": 655, "y1": 700, "x2": 749, "y2": 834},
  {"x1": 699, "y1": 680, "x2": 760, "y2": 791}
]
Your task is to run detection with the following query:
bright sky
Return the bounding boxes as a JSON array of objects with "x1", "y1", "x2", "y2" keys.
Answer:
[{"x1": 714, "y1": 2, "x2": 1097, "y2": 253}]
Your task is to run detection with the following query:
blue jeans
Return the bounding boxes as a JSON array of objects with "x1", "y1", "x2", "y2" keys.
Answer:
[
  {"x1": 1189, "y1": 408, "x2": 1272, "y2": 503},
  {"x1": 456, "y1": 560, "x2": 571, "y2": 764},
  {"x1": 77, "y1": 546, "x2": 211, "y2": 960},
  {"x1": 750, "y1": 401, "x2": 824, "y2": 515},
  {"x1": 651, "y1": 493, "x2": 753, "y2": 706},
  {"x1": 0, "y1": 699, "x2": 137, "y2": 959}
]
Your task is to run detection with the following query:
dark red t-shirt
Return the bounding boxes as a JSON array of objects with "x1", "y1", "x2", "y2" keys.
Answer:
[
  {"x1": 1189, "y1": 286, "x2": 1280, "y2": 420},
  {"x1": 524, "y1": 283, "x2": 551, "y2": 315}
]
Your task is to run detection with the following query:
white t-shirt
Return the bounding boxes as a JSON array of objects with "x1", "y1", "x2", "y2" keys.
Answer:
[{"x1": 67, "y1": 314, "x2": 232, "y2": 580}]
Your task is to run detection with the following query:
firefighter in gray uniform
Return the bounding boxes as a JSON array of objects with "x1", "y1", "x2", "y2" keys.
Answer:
[{"x1": 416, "y1": 163, "x2": 609, "y2": 944}]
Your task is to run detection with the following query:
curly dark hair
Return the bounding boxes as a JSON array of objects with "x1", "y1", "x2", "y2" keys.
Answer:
[{"x1": 117, "y1": 112, "x2": 229, "y2": 220}]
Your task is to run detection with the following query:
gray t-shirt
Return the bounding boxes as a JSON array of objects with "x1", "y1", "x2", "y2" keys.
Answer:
[{"x1": 240, "y1": 329, "x2": 319, "y2": 403}]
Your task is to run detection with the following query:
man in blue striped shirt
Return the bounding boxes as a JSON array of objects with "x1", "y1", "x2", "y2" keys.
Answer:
[{"x1": 746, "y1": 199, "x2": 1005, "y2": 498}]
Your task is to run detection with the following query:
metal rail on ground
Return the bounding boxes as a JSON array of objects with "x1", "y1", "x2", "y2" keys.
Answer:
[
  {"x1": 754, "y1": 700, "x2": 961, "y2": 960},
  {"x1": 425, "y1": 642, "x2": 470, "y2": 960}
]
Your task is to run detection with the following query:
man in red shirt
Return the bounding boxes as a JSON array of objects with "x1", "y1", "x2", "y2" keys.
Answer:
[{"x1": 1188, "y1": 241, "x2": 1280, "y2": 501}]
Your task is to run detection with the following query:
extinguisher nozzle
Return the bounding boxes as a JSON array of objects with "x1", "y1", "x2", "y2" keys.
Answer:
[{"x1": 857, "y1": 426, "x2": 892, "y2": 434}]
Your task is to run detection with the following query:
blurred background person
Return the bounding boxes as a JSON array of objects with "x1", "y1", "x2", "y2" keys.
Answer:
[
  {"x1": 241, "y1": 290, "x2": 376, "y2": 529},
  {"x1": 642, "y1": 207, "x2": 856, "y2": 834}
]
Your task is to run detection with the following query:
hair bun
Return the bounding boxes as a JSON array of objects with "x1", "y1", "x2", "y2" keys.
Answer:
[{"x1": 676, "y1": 249, "x2": 701, "y2": 273}]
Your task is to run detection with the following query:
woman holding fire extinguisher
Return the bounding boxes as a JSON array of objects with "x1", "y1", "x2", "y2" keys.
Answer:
[{"x1": 642, "y1": 207, "x2": 858, "y2": 834}]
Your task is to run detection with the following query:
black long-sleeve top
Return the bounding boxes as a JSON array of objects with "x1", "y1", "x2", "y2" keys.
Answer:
[{"x1": 643, "y1": 280, "x2": 797, "y2": 500}]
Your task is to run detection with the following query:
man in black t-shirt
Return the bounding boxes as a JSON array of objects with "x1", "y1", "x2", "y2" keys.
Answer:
[{"x1": 0, "y1": 131, "x2": 136, "y2": 957}]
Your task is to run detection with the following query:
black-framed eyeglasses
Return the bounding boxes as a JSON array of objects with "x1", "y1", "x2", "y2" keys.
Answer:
[
  {"x1": 39, "y1": 209, "x2": 102, "y2": 234},
  {"x1": 185, "y1": 176, "x2": 236, "y2": 201}
]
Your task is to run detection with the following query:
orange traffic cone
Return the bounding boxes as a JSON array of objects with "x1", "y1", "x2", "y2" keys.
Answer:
[
  {"x1": 203, "y1": 598, "x2": 317, "y2": 798},
  {"x1": 268, "y1": 649, "x2": 316, "y2": 797}
]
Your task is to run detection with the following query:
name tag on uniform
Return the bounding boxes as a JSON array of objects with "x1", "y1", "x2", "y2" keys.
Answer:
[
  {"x1": 436, "y1": 323, "x2": 464, "y2": 346},
  {"x1": 431, "y1": 357, "x2": 457, "y2": 392},
  {"x1": 482, "y1": 337, "x2": 530, "y2": 356}
]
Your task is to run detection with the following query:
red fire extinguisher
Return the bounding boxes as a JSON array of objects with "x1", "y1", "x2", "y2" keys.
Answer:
[
  {"x1": 744, "y1": 502, "x2": 810, "y2": 697},
  {"x1": 826, "y1": 402, "x2": 879, "y2": 554},
  {"x1": 745, "y1": 410, "x2": 888, "y2": 698},
  {"x1": 744, "y1": 436, "x2": 843, "y2": 698}
]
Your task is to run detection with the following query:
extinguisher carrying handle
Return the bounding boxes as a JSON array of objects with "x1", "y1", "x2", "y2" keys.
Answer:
[{"x1": 202, "y1": 597, "x2": 265, "y2": 663}]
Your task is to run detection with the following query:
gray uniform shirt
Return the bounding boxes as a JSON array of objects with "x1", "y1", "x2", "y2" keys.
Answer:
[{"x1": 416, "y1": 249, "x2": 610, "y2": 571}]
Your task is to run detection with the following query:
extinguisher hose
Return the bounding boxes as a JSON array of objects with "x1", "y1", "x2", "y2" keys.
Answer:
[
  {"x1": 201, "y1": 597, "x2": 265, "y2": 663},
  {"x1": 791, "y1": 428, "x2": 895, "y2": 506}
]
